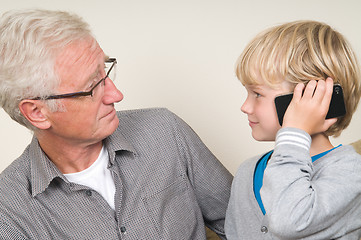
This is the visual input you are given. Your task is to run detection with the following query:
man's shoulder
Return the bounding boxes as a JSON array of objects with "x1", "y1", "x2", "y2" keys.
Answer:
[
  {"x1": 115, "y1": 108, "x2": 181, "y2": 128},
  {"x1": 0, "y1": 155, "x2": 31, "y2": 211},
  {"x1": 116, "y1": 107, "x2": 175, "y2": 119},
  {"x1": 0, "y1": 147, "x2": 31, "y2": 193},
  {"x1": 110, "y1": 108, "x2": 195, "y2": 150}
]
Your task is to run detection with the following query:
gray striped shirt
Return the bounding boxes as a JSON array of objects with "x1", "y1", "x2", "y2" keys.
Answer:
[{"x1": 0, "y1": 108, "x2": 232, "y2": 239}]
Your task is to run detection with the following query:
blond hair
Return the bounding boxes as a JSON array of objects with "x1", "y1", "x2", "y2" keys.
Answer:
[{"x1": 236, "y1": 20, "x2": 361, "y2": 137}]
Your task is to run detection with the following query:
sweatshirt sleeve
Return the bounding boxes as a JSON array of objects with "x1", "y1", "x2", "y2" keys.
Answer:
[{"x1": 261, "y1": 127, "x2": 361, "y2": 239}]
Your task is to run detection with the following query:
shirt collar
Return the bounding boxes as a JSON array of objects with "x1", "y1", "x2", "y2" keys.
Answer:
[
  {"x1": 104, "y1": 127, "x2": 137, "y2": 166},
  {"x1": 29, "y1": 136, "x2": 64, "y2": 197},
  {"x1": 29, "y1": 128, "x2": 137, "y2": 197}
]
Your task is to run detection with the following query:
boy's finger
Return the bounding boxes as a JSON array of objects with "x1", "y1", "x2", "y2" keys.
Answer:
[
  {"x1": 303, "y1": 80, "x2": 317, "y2": 98},
  {"x1": 312, "y1": 80, "x2": 326, "y2": 102},
  {"x1": 320, "y1": 78, "x2": 334, "y2": 110},
  {"x1": 293, "y1": 83, "x2": 305, "y2": 101}
]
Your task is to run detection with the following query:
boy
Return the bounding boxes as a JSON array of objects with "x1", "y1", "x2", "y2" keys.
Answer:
[{"x1": 225, "y1": 20, "x2": 361, "y2": 239}]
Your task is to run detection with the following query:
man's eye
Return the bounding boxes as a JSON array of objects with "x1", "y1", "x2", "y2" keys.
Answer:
[
  {"x1": 87, "y1": 79, "x2": 98, "y2": 89},
  {"x1": 88, "y1": 82, "x2": 95, "y2": 89},
  {"x1": 88, "y1": 71, "x2": 103, "y2": 89}
]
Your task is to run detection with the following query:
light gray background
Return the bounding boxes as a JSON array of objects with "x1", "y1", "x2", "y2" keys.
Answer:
[{"x1": 1, "y1": 0, "x2": 361, "y2": 174}]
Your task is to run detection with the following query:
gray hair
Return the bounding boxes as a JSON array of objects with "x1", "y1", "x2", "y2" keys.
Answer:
[{"x1": 0, "y1": 9, "x2": 93, "y2": 130}]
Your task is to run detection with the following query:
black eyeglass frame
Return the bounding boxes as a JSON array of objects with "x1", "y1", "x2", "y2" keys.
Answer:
[{"x1": 31, "y1": 58, "x2": 117, "y2": 100}]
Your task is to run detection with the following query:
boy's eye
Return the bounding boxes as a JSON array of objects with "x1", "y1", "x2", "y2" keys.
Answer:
[{"x1": 254, "y1": 92, "x2": 262, "y2": 98}]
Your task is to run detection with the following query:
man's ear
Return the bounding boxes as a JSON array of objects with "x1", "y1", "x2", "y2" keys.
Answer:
[{"x1": 19, "y1": 100, "x2": 51, "y2": 130}]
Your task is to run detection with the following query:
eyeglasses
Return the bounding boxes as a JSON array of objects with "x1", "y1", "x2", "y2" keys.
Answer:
[{"x1": 31, "y1": 58, "x2": 117, "y2": 100}]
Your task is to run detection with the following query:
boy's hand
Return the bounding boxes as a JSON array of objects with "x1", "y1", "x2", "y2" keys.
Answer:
[{"x1": 282, "y1": 78, "x2": 337, "y2": 135}]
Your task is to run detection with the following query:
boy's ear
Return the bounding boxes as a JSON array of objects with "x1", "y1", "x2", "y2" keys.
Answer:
[{"x1": 18, "y1": 100, "x2": 51, "y2": 130}]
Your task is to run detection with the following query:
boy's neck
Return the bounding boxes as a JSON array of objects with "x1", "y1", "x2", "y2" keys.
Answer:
[{"x1": 310, "y1": 133, "x2": 334, "y2": 157}]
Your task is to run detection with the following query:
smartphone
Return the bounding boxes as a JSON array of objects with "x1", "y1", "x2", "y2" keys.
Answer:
[{"x1": 274, "y1": 84, "x2": 346, "y2": 126}]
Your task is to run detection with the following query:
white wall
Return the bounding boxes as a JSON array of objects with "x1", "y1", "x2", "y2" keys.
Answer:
[{"x1": 1, "y1": 0, "x2": 361, "y2": 174}]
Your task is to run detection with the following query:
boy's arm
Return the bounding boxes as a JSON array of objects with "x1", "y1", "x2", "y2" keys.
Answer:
[
  {"x1": 261, "y1": 128, "x2": 361, "y2": 239},
  {"x1": 261, "y1": 79, "x2": 361, "y2": 239}
]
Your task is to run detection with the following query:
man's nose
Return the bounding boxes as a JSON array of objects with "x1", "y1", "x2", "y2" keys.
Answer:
[{"x1": 102, "y1": 77, "x2": 123, "y2": 104}]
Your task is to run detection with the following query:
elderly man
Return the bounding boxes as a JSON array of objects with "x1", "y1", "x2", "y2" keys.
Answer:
[{"x1": 0, "y1": 9, "x2": 232, "y2": 239}]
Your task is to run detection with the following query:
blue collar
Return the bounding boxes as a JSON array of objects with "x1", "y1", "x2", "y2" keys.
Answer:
[{"x1": 311, "y1": 144, "x2": 342, "y2": 162}]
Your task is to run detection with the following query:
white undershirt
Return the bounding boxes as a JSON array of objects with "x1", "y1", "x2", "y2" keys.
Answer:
[{"x1": 64, "y1": 146, "x2": 116, "y2": 210}]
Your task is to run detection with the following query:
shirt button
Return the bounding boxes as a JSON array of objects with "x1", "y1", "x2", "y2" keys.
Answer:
[
  {"x1": 120, "y1": 226, "x2": 126, "y2": 233},
  {"x1": 261, "y1": 226, "x2": 268, "y2": 233},
  {"x1": 85, "y1": 190, "x2": 92, "y2": 196}
]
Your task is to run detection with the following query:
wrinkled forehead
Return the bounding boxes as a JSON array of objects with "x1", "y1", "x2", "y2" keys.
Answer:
[
  {"x1": 54, "y1": 38, "x2": 106, "y2": 88},
  {"x1": 54, "y1": 38, "x2": 105, "y2": 78},
  {"x1": 57, "y1": 38, "x2": 103, "y2": 64}
]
